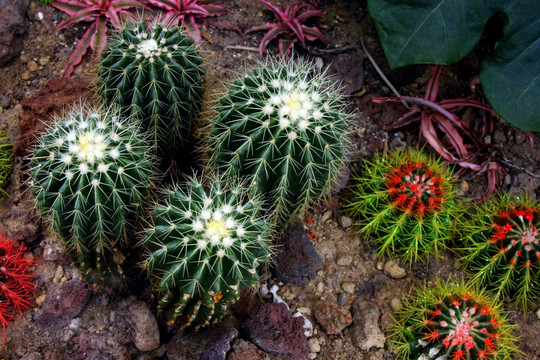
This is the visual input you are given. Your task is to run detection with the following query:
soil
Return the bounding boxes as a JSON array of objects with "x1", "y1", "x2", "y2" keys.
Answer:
[{"x1": 0, "y1": 1, "x2": 539, "y2": 359}]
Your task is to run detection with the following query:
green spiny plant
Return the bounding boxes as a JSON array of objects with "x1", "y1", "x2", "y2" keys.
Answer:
[
  {"x1": 29, "y1": 104, "x2": 154, "y2": 286},
  {"x1": 391, "y1": 279, "x2": 518, "y2": 360},
  {"x1": 143, "y1": 175, "x2": 272, "y2": 330},
  {"x1": 0, "y1": 131, "x2": 13, "y2": 196},
  {"x1": 97, "y1": 18, "x2": 205, "y2": 154},
  {"x1": 208, "y1": 57, "x2": 350, "y2": 226},
  {"x1": 345, "y1": 149, "x2": 461, "y2": 264},
  {"x1": 0, "y1": 233, "x2": 39, "y2": 342},
  {"x1": 462, "y1": 192, "x2": 540, "y2": 310}
]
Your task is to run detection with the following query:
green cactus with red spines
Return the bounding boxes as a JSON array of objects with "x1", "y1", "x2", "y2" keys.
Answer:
[
  {"x1": 345, "y1": 149, "x2": 462, "y2": 264},
  {"x1": 391, "y1": 279, "x2": 518, "y2": 360},
  {"x1": 462, "y1": 193, "x2": 540, "y2": 310}
]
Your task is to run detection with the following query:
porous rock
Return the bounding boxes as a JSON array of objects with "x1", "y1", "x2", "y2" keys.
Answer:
[
  {"x1": 351, "y1": 299, "x2": 386, "y2": 351},
  {"x1": 313, "y1": 299, "x2": 353, "y2": 334}
]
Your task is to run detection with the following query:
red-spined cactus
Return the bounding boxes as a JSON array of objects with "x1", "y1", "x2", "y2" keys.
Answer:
[
  {"x1": 345, "y1": 149, "x2": 462, "y2": 264},
  {"x1": 463, "y1": 193, "x2": 540, "y2": 310},
  {"x1": 0, "y1": 234, "x2": 38, "y2": 342},
  {"x1": 391, "y1": 279, "x2": 518, "y2": 360}
]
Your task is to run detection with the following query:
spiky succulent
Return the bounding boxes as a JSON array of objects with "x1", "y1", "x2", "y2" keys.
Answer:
[
  {"x1": 0, "y1": 233, "x2": 38, "y2": 342},
  {"x1": 209, "y1": 57, "x2": 349, "y2": 225},
  {"x1": 462, "y1": 193, "x2": 540, "y2": 310},
  {"x1": 97, "y1": 19, "x2": 205, "y2": 154},
  {"x1": 0, "y1": 131, "x2": 13, "y2": 196},
  {"x1": 29, "y1": 104, "x2": 154, "y2": 286},
  {"x1": 391, "y1": 279, "x2": 518, "y2": 360},
  {"x1": 345, "y1": 149, "x2": 461, "y2": 264},
  {"x1": 143, "y1": 175, "x2": 271, "y2": 330}
]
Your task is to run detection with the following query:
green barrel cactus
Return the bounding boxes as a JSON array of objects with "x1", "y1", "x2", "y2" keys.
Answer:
[
  {"x1": 345, "y1": 149, "x2": 461, "y2": 264},
  {"x1": 462, "y1": 193, "x2": 540, "y2": 310},
  {"x1": 30, "y1": 104, "x2": 154, "y2": 285},
  {"x1": 391, "y1": 279, "x2": 518, "y2": 360},
  {"x1": 97, "y1": 19, "x2": 205, "y2": 153},
  {"x1": 208, "y1": 57, "x2": 350, "y2": 225},
  {"x1": 143, "y1": 175, "x2": 271, "y2": 330},
  {"x1": 0, "y1": 131, "x2": 13, "y2": 196}
]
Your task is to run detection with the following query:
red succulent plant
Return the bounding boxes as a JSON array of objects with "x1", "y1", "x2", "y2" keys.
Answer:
[
  {"x1": 51, "y1": 0, "x2": 146, "y2": 77},
  {"x1": 0, "y1": 234, "x2": 39, "y2": 342},
  {"x1": 145, "y1": 0, "x2": 239, "y2": 42},
  {"x1": 373, "y1": 65, "x2": 505, "y2": 195},
  {"x1": 246, "y1": 0, "x2": 326, "y2": 57}
]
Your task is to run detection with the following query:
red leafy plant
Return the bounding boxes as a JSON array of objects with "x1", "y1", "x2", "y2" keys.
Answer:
[
  {"x1": 145, "y1": 0, "x2": 240, "y2": 42},
  {"x1": 246, "y1": 0, "x2": 326, "y2": 57},
  {"x1": 0, "y1": 233, "x2": 39, "y2": 342},
  {"x1": 51, "y1": 0, "x2": 146, "y2": 77},
  {"x1": 373, "y1": 65, "x2": 504, "y2": 195}
]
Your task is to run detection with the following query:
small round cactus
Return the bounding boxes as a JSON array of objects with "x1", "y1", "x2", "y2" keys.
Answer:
[
  {"x1": 0, "y1": 131, "x2": 13, "y2": 196},
  {"x1": 143, "y1": 175, "x2": 271, "y2": 330},
  {"x1": 208, "y1": 57, "x2": 350, "y2": 225},
  {"x1": 29, "y1": 104, "x2": 154, "y2": 285},
  {"x1": 0, "y1": 233, "x2": 38, "y2": 342},
  {"x1": 345, "y1": 149, "x2": 461, "y2": 264},
  {"x1": 391, "y1": 279, "x2": 517, "y2": 360},
  {"x1": 463, "y1": 193, "x2": 540, "y2": 310},
  {"x1": 97, "y1": 19, "x2": 205, "y2": 153}
]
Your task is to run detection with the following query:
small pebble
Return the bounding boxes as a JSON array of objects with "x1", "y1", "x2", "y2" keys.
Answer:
[
  {"x1": 339, "y1": 216, "x2": 353, "y2": 228},
  {"x1": 39, "y1": 57, "x2": 50, "y2": 66},
  {"x1": 35, "y1": 294, "x2": 47, "y2": 307},
  {"x1": 320, "y1": 210, "x2": 332, "y2": 223},
  {"x1": 384, "y1": 260, "x2": 407, "y2": 279},
  {"x1": 342, "y1": 282, "x2": 356, "y2": 294},
  {"x1": 21, "y1": 70, "x2": 31, "y2": 80},
  {"x1": 376, "y1": 261, "x2": 384, "y2": 271},
  {"x1": 390, "y1": 297, "x2": 402, "y2": 311},
  {"x1": 336, "y1": 254, "x2": 353, "y2": 266},
  {"x1": 317, "y1": 282, "x2": 324, "y2": 293},
  {"x1": 536, "y1": 308, "x2": 540, "y2": 320},
  {"x1": 53, "y1": 265, "x2": 64, "y2": 284},
  {"x1": 27, "y1": 60, "x2": 38, "y2": 72},
  {"x1": 297, "y1": 307, "x2": 312, "y2": 316},
  {"x1": 308, "y1": 337, "x2": 321, "y2": 353}
]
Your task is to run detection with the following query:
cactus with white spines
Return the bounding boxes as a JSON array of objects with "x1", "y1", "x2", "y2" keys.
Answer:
[
  {"x1": 29, "y1": 104, "x2": 154, "y2": 285},
  {"x1": 143, "y1": 175, "x2": 271, "y2": 330},
  {"x1": 462, "y1": 193, "x2": 540, "y2": 310},
  {"x1": 208, "y1": 57, "x2": 350, "y2": 225},
  {"x1": 97, "y1": 19, "x2": 205, "y2": 153}
]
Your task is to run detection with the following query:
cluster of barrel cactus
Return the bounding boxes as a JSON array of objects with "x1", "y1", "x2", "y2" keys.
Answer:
[
  {"x1": 209, "y1": 58, "x2": 350, "y2": 225},
  {"x1": 97, "y1": 19, "x2": 206, "y2": 154},
  {"x1": 29, "y1": 104, "x2": 154, "y2": 286},
  {"x1": 391, "y1": 279, "x2": 517, "y2": 360},
  {"x1": 345, "y1": 149, "x2": 461, "y2": 264},
  {"x1": 143, "y1": 176, "x2": 271, "y2": 329},
  {"x1": 0, "y1": 233, "x2": 38, "y2": 342},
  {"x1": 463, "y1": 193, "x2": 540, "y2": 310}
]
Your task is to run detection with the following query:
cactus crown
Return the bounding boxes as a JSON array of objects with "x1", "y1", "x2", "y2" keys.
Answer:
[
  {"x1": 29, "y1": 104, "x2": 154, "y2": 285},
  {"x1": 97, "y1": 18, "x2": 206, "y2": 153},
  {"x1": 391, "y1": 279, "x2": 518, "y2": 360},
  {"x1": 209, "y1": 56, "x2": 350, "y2": 225},
  {"x1": 0, "y1": 234, "x2": 38, "y2": 342},
  {"x1": 143, "y1": 175, "x2": 271, "y2": 330},
  {"x1": 463, "y1": 193, "x2": 540, "y2": 310},
  {"x1": 345, "y1": 149, "x2": 461, "y2": 264}
]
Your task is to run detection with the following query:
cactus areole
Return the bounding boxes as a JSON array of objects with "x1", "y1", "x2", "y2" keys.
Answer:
[
  {"x1": 144, "y1": 177, "x2": 271, "y2": 330},
  {"x1": 210, "y1": 58, "x2": 349, "y2": 224},
  {"x1": 97, "y1": 20, "x2": 205, "y2": 153}
]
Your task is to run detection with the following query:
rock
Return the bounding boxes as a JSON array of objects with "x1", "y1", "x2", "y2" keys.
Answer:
[
  {"x1": 308, "y1": 337, "x2": 321, "y2": 353},
  {"x1": 39, "y1": 57, "x2": 49, "y2": 66},
  {"x1": 336, "y1": 254, "x2": 353, "y2": 266},
  {"x1": 376, "y1": 261, "x2": 384, "y2": 271},
  {"x1": 35, "y1": 280, "x2": 91, "y2": 331},
  {"x1": 166, "y1": 331, "x2": 208, "y2": 360},
  {"x1": 40, "y1": 235, "x2": 69, "y2": 263},
  {"x1": 338, "y1": 215, "x2": 353, "y2": 228},
  {"x1": 536, "y1": 308, "x2": 540, "y2": 320},
  {"x1": 200, "y1": 328, "x2": 239, "y2": 360},
  {"x1": 0, "y1": 0, "x2": 27, "y2": 65},
  {"x1": 320, "y1": 210, "x2": 332, "y2": 223},
  {"x1": 27, "y1": 60, "x2": 38, "y2": 72},
  {"x1": 0, "y1": 204, "x2": 40, "y2": 243},
  {"x1": 383, "y1": 260, "x2": 407, "y2": 279},
  {"x1": 313, "y1": 300, "x2": 353, "y2": 335},
  {"x1": 21, "y1": 70, "x2": 31, "y2": 80},
  {"x1": 244, "y1": 302, "x2": 310, "y2": 360},
  {"x1": 229, "y1": 339, "x2": 277, "y2": 360},
  {"x1": 390, "y1": 297, "x2": 403, "y2": 311},
  {"x1": 342, "y1": 282, "x2": 356, "y2": 294},
  {"x1": 273, "y1": 219, "x2": 323, "y2": 286},
  {"x1": 351, "y1": 299, "x2": 386, "y2": 351},
  {"x1": 124, "y1": 297, "x2": 160, "y2": 352},
  {"x1": 15, "y1": 77, "x2": 91, "y2": 157}
]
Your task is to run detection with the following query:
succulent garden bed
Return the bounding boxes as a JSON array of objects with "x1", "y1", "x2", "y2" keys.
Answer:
[{"x1": 0, "y1": 1, "x2": 539, "y2": 359}]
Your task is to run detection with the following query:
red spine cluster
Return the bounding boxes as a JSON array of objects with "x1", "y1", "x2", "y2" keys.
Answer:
[
  {"x1": 385, "y1": 161, "x2": 444, "y2": 217},
  {"x1": 0, "y1": 234, "x2": 38, "y2": 342}
]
